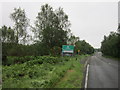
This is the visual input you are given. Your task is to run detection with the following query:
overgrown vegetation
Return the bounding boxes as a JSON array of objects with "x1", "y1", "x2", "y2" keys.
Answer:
[
  {"x1": 101, "y1": 30, "x2": 120, "y2": 58},
  {"x1": 1, "y1": 4, "x2": 94, "y2": 63},
  {"x1": 2, "y1": 55, "x2": 87, "y2": 88},
  {"x1": 1, "y1": 3, "x2": 94, "y2": 88}
]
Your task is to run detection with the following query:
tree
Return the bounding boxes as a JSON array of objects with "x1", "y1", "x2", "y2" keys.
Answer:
[
  {"x1": 117, "y1": 23, "x2": 120, "y2": 57},
  {"x1": 10, "y1": 7, "x2": 29, "y2": 44},
  {"x1": 0, "y1": 26, "x2": 16, "y2": 43},
  {"x1": 101, "y1": 32, "x2": 120, "y2": 58},
  {"x1": 75, "y1": 40, "x2": 94, "y2": 54},
  {"x1": 34, "y1": 4, "x2": 71, "y2": 55},
  {"x1": 0, "y1": 25, "x2": 7, "y2": 43},
  {"x1": 67, "y1": 33, "x2": 79, "y2": 45}
]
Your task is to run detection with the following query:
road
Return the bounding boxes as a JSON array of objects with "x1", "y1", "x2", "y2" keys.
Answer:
[{"x1": 87, "y1": 52, "x2": 119, "y2": 88}]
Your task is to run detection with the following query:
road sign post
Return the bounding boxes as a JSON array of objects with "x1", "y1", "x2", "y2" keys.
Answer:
[{"x1": 62, "y1": 45, "x2": 74, "y2": 56}]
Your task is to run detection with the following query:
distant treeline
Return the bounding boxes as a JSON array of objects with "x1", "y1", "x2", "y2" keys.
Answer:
[
  {"x1": 1, "y1": 4, "x2": 94, "y2": 63},
  {"x1": 101, "y1": 26, "x2": 120, "y2": 58}
]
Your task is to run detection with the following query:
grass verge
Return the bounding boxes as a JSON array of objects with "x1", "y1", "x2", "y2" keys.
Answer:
[{"x1": 54, "y1": 55, "x2": 87, "y2": 88}]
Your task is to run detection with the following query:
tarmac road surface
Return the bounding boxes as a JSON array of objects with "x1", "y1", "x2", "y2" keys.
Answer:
[{"x1": 87, "y1": 52, "x2": 119, "y2": 88}]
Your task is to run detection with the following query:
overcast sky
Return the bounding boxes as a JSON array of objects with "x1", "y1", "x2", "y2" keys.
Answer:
[{"x1": 1, "y1": 2, "x2": 118, "y2": 48}]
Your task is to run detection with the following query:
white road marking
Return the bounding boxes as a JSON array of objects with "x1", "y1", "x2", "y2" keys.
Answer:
[{"x1": 85, "y1": 64, "x2": 89, "y2": 89}]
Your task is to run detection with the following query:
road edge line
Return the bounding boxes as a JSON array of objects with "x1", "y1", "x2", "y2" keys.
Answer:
[{"x1": 84, "y1": 64, "x2": 89, "y2": 89}]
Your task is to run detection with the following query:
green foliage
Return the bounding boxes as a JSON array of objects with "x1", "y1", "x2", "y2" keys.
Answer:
[
  {"x1": 50, "y1": 46, "x2": 61, "y2": 56},
  {"x1": 34, "y1": 4, "x2": 70, "y2": 53},
  {"x1": 2, "y1": 43, "x2": 38, "y2": 65},
  {"x1": 2, "y1": 55, "x2": 87, "y2": 88},
  {"x1": 101, "y1": 32, "x2": 120, "y2": 58},
  {"x1": 2, "y1": 43, "x2": 35, "y2": 56},
  {"x1": 10, "y1": 7, "x2": 29, "y2": 44},
  {"x1": 3, "y1": 56, "x2": 36, "y2": 65},
  {"x1": 67, "y1": 34, "x2": 79, "y2": 45},
  {"x1": 3, "y1": 53, "x2": 70, "y2": 66},
  {"x1": 54, "y1": 56, "x2": 84, "y2": 88},
  {"x1": 1, "y1": 3, "x2": 95, "y2": 89},
  {"x1": 0, "y1": 26, "x2": 16, "y2": 43},
  {"x1": 1, "y1": 4, "x2": 94, "y2": 58},
  {"x1": 2, "y1": 56, "x2": 84, "y2": 88},
  {"x1": 75, "y1": 40, "x2": 94, "y2": 54}
]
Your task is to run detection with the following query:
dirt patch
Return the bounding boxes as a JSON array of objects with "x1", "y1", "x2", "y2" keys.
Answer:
[
  {"x1": 68, "y1": 70, "x2": 74, "y2": 73},
  {"x1": 61, "y1": 69, "x2": 74, "y2": 81}
]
